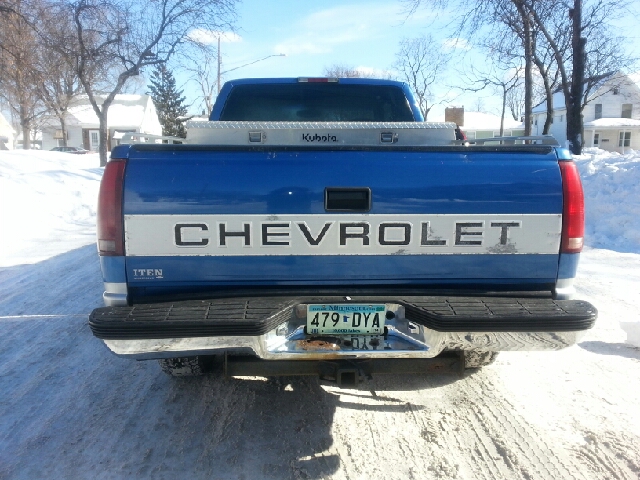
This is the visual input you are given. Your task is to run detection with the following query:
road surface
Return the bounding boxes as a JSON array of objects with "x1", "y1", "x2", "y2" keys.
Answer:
[{"x1": 0, "y1": 245, "x2": 639, "y2": 479}]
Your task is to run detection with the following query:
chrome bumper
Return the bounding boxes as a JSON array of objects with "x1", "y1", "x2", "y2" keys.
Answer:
[{"x1": 101, "y1": 310, "x2": 588, "y2": 360}]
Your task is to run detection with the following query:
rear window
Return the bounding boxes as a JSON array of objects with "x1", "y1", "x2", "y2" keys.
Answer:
[{"x1": 219, "y1": 83, "x2": 415, "y2": 122}]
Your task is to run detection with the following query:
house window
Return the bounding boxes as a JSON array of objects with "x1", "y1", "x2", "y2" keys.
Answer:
[
  {"x1": 593, "y1": 133, "x2": 599, "y2": 146},
  {"x1": 595, "y1": 104, "x2": 602, "y2": 119},
  {"x1": 622, "y1": 104, "x2": 633, "y2": 119},
  {"x1": 619, "y1": 131, "x2": 631, "y2": 147},
  {"x1": 475, "y1": 131, "x2": 494, "y2": 139},
  {"x1": 613, "y1": 88, "x2": 620, "y2": 95}
]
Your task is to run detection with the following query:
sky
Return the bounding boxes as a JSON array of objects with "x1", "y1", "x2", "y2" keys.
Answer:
[
  {"x1": 168, "y1": 0, "x2": 640, "y2": 119},
  {"x1": 171, "y1": 0, "x2": 483, "y2": 117}
]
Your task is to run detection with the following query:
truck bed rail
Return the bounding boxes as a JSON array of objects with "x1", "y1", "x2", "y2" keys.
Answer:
[
  {"x1": 471, "y1": 135, "x2": 560, "y2": 146},
  {"x1": 119, "y1": 123, "x2": 560, "y2": 148}
]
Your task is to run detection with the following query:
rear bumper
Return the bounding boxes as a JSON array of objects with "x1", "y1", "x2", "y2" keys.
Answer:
[{"x1": 90, "y1": 295, "x2": 597, "y2": 360}]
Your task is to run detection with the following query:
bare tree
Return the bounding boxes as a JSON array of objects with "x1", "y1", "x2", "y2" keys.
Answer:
[
  {"x1": 507, "y1": 81, "x2": 526, "y2": 121},
  {"x1": 34, "y1": 9, "x2": 92, "y2": 147},
  {"x1": 520, "y1": 0, "x2": 587, "y2": 152},
  {"x1": 0, "y1": 0, "x2": 45, "y2": 149},
  {"x1": 506, "y1": 0, "x2": 634, "y2": 144},
  {"x1": 393, "y1": 35, "x2": 450, "y2": 120},
  {"x1": 403, "y1": 0, "x2": 635, "y2": 152},
  {"x1": 46, "y1": 0, "x2": 238, "y2": 166},
  {"x1": 476, "y1": 21, "x2": 529, "y2": 124},
  {"x1": 194, "y1": 50, "x2": 218, "y2": 115},
  {"x1": 462, "y1": 63, "x2": 524, "y2": 135},
  {"x1": 178, "y1": 43, "x2": 219, "y2": 115},
  {"x1": 402, "y1": 0, "x2": 534, "y2": 130},
  {"x1": 514, "y1": 0, "x2": 534, "y2": 135},
  {"x1": 531, "y1": 25, "x2": 567, "y2": 134},
  {"x1": 580, "y1": 33, "x2": 632, "y2": 107},
  {"x1": 322, "y1": 64, "x2": 391, "y2": 79},
  {"x1": 473, "y1": 97, "x2": 486, "y2": 113},
  {"x1": 487, "y1": 1, "x2": 568, "y2": 135}
]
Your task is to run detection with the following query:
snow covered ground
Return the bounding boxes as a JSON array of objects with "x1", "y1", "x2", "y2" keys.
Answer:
[
  {"x1": 578, "y1": 147, "x2": 640, "y2": 254},
  {"x1": 574, "y1": 148, "x2": 640, "y2": 346},
  {"x1": 0, "y1": 150, "x2": 103, "y2": 267},
  {"x1": 0, "y1": 147, "x2": 639, "y2": 479}
]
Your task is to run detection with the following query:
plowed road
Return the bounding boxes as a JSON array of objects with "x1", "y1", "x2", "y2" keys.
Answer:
[{"x1": 1, "y1": 246, "x2": 639, "y2": 479}]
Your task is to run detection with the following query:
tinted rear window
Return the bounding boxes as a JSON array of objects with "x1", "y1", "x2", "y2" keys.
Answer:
[{"x1": 219, "y1": 83, "x2": 415, "y2": 122}]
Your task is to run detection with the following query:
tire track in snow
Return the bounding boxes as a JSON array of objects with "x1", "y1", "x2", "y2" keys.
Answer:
[
  {"x1": 574, "y1": 430, "x2": 640, "y2": 480},
  {"x1": 463, "y1": 372, "x2": 587, "y2": 480},
  {"x1": 2, "y1": 245, "x2": 640, "y2": 479},
  {"x1": 325, "y1": 375, "x2": 467, "y2": 480}
]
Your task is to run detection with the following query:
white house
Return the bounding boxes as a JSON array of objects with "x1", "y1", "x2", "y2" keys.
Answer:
[
  {"x1": 0, "y1": 112, "x2": 15, "y2": 150},
  {"x1": 435, "y1": 107, "x2": 525, "y2": 139},
  {"x1": 532, "y1": 72, "x2": 640, "y2": 153},
  {"x1": 40, "y1": 94, "x2": 162, "y2": 151}
]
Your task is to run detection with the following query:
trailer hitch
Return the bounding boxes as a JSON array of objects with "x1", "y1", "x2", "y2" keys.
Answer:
[{"x1": 224, "y1": 354, "x2": 462, "y2": 389}]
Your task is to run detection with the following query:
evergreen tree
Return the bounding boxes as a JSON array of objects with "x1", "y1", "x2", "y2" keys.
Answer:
[{"x1": 148, "y1": 65, "x2": 188, "y2": 138}]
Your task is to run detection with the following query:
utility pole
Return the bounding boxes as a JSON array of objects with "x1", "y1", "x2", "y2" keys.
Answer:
[{"x1": 216, "y1": 51, "x2": 286, "y2": 95}]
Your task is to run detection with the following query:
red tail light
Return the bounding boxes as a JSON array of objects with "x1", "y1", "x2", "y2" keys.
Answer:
[
  {"x1": 97, "y1": 159, "x2": 126, "y2": 256},
  {"x1": 559, "y1": 161, "x2": 584, "y2": 253}
]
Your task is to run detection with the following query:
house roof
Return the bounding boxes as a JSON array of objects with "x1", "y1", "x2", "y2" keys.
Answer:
[
  {"x1": 627, "y1": 72, "x2": 640, "y2": 87},
  {"x1": 59, "y1": 94, "x2": 152, "y2": 128},
  {"x1": 532, "y1": 91, "x2": 566, "y2": 114},
  {"x1": 584, "y1": 118, "x2": 640, "y2": 128},
  {"x1": 432, "y1": 111, "x2": 523, "y2": 130},
  {"x1": 464, "y1": 111, "x2": 523, "y2": 130}
]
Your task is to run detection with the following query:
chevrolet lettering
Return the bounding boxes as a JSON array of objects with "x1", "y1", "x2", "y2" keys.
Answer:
[{"x1": 152, "y1": 215, "x2": 555, "y2": 255}]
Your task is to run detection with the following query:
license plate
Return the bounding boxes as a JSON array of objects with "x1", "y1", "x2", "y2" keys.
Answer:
[{"x1": 306, "y1": 304, "x2": 386, "y2": 335}]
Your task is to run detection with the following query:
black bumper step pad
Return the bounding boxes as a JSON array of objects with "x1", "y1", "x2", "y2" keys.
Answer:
[
  {"x1": 89, "y1": 298, "x2": 296, "y2": 340},
  {"x1": 402, "y1": 297, "x2": 597, "y2": 332},
  {"x1": 89, "y1": 296, "x2": 597, "y2": 340}
]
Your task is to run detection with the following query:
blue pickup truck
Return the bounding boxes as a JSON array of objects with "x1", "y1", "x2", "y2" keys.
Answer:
[{"x1": 89, "y1": 78, "x2": 596, "y2": 385}]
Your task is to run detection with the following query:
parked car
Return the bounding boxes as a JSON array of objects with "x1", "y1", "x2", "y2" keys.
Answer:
[{"x1": 50, "y1": 146, "x2": 90, "y2": 154}]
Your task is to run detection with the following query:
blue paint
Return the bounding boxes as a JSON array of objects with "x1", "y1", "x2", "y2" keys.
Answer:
[
  {"x1": 125, "y1": 254, "x2": 559, "y2": 287},
  {"x1": 110, "y1": 144, "x2": 133, "y2": 160},
  {"x1": 123, "y1": 149, "x2": 562, "y2": 215},
  {"x1": 557, "y1": 253, "x2": 580, "y2": 279},
  {"x1": 100, "y1": 256, "x2": 127, "y2": 283}
]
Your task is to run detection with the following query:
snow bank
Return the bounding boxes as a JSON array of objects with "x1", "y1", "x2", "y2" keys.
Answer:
[
  {"x1": 574, "y1": 147, "x2": 640, "y2": 346},
  {"x1": 574, "y1": 148, "x2": 640, "y2": 254},
  {"x1": 0, "y1": 150, "x2": 102, "y2": 267}
]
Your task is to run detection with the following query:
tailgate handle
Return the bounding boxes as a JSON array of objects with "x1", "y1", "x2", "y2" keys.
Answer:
[
  {"x1": 380, "y1": 132, "x2": 398, "y2": 143},
  {"x1": 325, "y1": 187, "x2": 371, "y2": 211}
]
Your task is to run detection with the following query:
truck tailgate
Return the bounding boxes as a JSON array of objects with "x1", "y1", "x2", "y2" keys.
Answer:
[{"x1": 120, "y1": 145, "x2": 563, "y2": 296}]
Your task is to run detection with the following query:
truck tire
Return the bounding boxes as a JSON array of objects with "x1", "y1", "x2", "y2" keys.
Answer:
[
  {"x1": 158, "y1": 356, "x2": 215, "y2": 377},
  {"x1": 463, "y1": 351, "x2": 499, "y2": 369}
]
